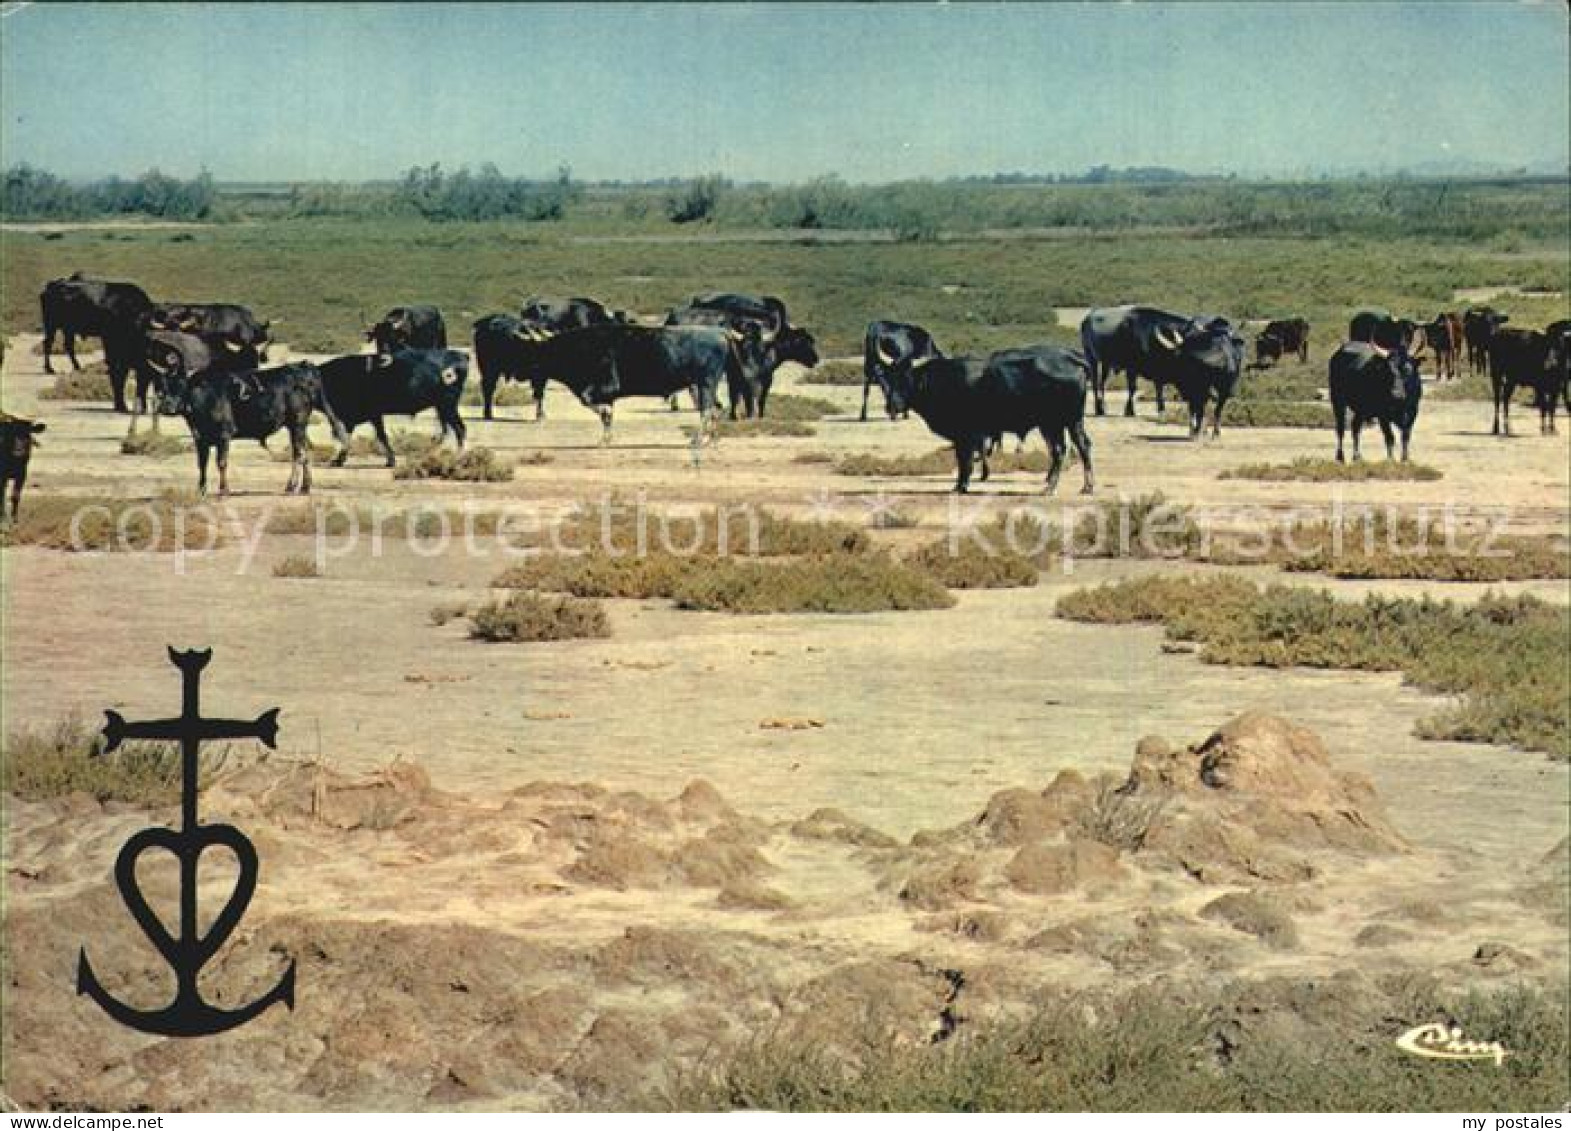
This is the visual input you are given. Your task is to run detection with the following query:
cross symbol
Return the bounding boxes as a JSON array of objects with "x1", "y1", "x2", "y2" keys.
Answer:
[{"x1": 78, "y1": 647, "x2": 296, "y2": 1037}]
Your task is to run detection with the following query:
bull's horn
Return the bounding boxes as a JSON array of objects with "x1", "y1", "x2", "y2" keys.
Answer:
[
  {"x1": 1371, "y1": 343, "x2": 1390, "y2": 358},
  {"x1": 1155, "y1": 326, "x2": 1183, "y2": 350},
  {"x1": 223, "y1": 338, "x2": 243, "y2": 352},
  {"x1": 724, "y1": 327, "x2": 743, "y2": 342},
  {"x1": 877, "y1": 344, "x2": 897, "y2": 367}
]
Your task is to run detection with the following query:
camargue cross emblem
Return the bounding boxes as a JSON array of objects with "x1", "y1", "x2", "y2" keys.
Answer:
[{"x1": 77, "y1": 647, "x2": 296, "y2": 1037}]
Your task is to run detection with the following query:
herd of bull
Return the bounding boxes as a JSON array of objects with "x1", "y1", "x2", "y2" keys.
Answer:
[{"x1": 0, "y1": 270, "x2": 1567, "y2": 520}]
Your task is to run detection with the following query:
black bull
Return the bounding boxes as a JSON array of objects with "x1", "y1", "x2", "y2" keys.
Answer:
[
  {"x1": 319, "y1": 348, "x2": 469, "y2": 466},
  {"x1": 39, "y1": 275, "x2": 155, "y2": 413},
  {"x1": 892, "y1": 344, "x2": 1095, "y2": 495},
  {"x1": 491, "y1": 323, "x2": 764, "y2": 451}
]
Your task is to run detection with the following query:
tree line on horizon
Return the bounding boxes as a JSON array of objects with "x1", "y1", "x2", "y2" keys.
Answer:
[{"x1": 2, "y1": 161, "x2": 1565, "y2": 242}]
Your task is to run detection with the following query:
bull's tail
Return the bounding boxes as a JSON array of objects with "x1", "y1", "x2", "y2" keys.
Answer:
[{"x1": 310, "y1": 373, "x2": 349, "y2": 448}]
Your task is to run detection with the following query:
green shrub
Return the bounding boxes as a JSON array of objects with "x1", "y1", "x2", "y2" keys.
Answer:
[
  {"x1": 2, "y1": 716, "x2": 240, "y2": 805},
  {"x1": 665, "y1": 980, "x2": 1569, "y2": 1112}
]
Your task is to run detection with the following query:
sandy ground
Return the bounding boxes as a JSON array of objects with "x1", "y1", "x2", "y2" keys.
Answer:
[{"x1": 2, "y1": 334, "x2": 1568, "y2": 1109}]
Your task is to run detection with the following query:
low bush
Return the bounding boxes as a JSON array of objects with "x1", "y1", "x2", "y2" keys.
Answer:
[
  {"x1": 665, "y1": 979, "x2": 1568, "y2": 1112},
  {"x1": 467, "y1": 590, "x2": 611, "y2": 642},
  {"x1": 797, "y1": 359, "x2": 863, "y2": 386},
  {"x1": 119, "y1": 430, "x2": 187, "y2": 458},
  {"x1": 1057, "y1": 575, "x2": 1569, "y2": 759},
  {"x1": 272, "y1": 554, "x2": 319, "y2": 578},
  {"x1": 2, "y1": 716, "x2": 241, "y2": 805},
  {"x1": 670, "y1": 553, "x2": 954, "y2": 614},
  {"x1": 391, "y1": 445, "x2": 514, "y2": 482},
  {"x1": 1220, "y1": 457, "x2": 1442, "y2": 482},
  {"x1": 37, "y1": 369, "x2": 113, "y2": 401},
  {"x1": 1, "y1": 493, "x2": 222, "y2": 552},
  {"x1": 907, "y1": 536, "x2": 1039, "y2": 589}
]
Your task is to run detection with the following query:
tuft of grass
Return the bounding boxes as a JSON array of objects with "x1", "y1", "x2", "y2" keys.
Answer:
[
  {"x1": 1057, "y1": 576, "x2": 1569, "y2": 760},
  {"x1": 836, "y1": 446, "x2": 1053, "y2": 478},
  {"x1": 702, "y1": 416, "x2": 816, "y2": 439},
  {"x1": 467, "y1": 590, "x2": 611, "y2": 642},
  {"x1": 272, "y1": 554, "x2": 319, "y2": 578},
  {"x1": 792, "y1": 450, "x2": 835, "y2": 465},
  {"x1": 2, "y1": 716, "x2": 241, "y2": 806},
  {"x1": 0, "y1": 494, "x2": 222, "y2": 552},
  {"x1": 429, "y1": 599, "x2": 471, "y2": 626},
  {"x1": 391, "y1": 445, "x2": 514, "y2": 482},
  {"x1": 869, "y1": 507, "x2": 919, "y2": 530},
  {"x1": 1221, "y1": 457, "x2": 1442, "y2": 482},
  {"x1": 460, "y1": 381, "x2": 536, "y2": 407},
  {"x1": 516, "y1": 450, "x2": 555, "y2": 466},
  {"x1": 763, "y1": 393, "x2": 840, "y2": 421},
  {"x1": 37, "y1": 368, "x2": 113, "y2": 402},
  {"x1": 664, "y1": 980, "x2": 1569, "y2": 1113},
  {"x1": 670, "y1": 553, "x2": 955, "y2": 614},
  {"x1": 797, "y1": 359, "x2": 863, "y2": 386},
  {"x1": 119, "y1": 430, "x2": 187, "y2": 458}
]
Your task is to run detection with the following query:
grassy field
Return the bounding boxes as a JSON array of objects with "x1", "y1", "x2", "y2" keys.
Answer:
[{"x1": 3, "y1": 216, "x2": 1566, "y2": 360}]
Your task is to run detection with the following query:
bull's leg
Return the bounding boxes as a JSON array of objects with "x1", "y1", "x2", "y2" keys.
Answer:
[
  {"x1": 284, "y1": 435, "x2": 300, "y2": 494},
  {"x1": 952, "y1": 444, "x2": 974, "y2": 494},
  {"x1": 977, "y1": 441, "x2": 991, "y2": 483},
  {"x1": 1123, "y1": 368, "x2": 1138, "y2": 417},
  {"x1": 1092, "y1": 366, "x2": 1107, "y2": 417},
  {"x1": 293, "y1": 422, "x2": 312, "y2": 494},
  {"x1": 482, "y1": 374, "x2": 498, "y2": 421},
  {"x1": 668, "y1": 394, "x2": 680, "y2": 412},
  {"x1": 8, "y1": 478, "x2": 20, "y2": 524},
  {"x1": 860, "y1": 373, "x2": 874, "y2": 422},
  {"x1": 195, "y1": 439, "x2": 211, "y2": 496},
  {"x1": 1333, "y1": 401, "x2": 1348, "y2": 463},
  {"x1": 1211, "y1": 394, "x2": 1227, "y2": 439},
  {"x1": 757, "y1": 375, "x2": 773, "y2": 418},
  {"x1": 1501, "y1": 381, "x2": 1513, "y2": 437},
  {"x1": 1069, "y1": 420, "x2": 1095, "y2": 494},
  {"x1": 42, "y1": 327, "x2": 56, "y2": 375},
  {"x1": 1043, "y1": 427, "x2": 1066, "y2": 495},
  {"x1": 598, "y1": 405, "x2": 614, "y2": 446},
  {"x1": 1350, "y1": 413, "x2": 1365, "y2": 461},
  {"x1": 532, "y1": 378, "x2": 548, "y2": 422},
  {"x1": 1377, "y1": 417, "x2": 1396, "y2": 461},
  {"x1": 444, "y1": 402, "x2": 467, "y2": 450},
  {"x1": 372, "y1": 417, "x2": 396, "y2": 467},
  {"x1": 1400, "y1": 420, "x2": 1413, "y2": 462},
  {"x1": 64, "y1": 330, "x2": 81, "y2": 372},
  {"x1": 1155, "y1": 378, "x2": 1168, "y2": 415},
  {"x1": 107, "y1": 359, "x2": 129, "y2": 415},
  {"x1": 216, "y1": 437, "x2": 232, "y2": 498}
]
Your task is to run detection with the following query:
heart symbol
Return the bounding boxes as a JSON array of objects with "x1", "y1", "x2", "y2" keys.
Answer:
[{"x1": 113, "y1": 823, "x2": 258, "y2": 972}]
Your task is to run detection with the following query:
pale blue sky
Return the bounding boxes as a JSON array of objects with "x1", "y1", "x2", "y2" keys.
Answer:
[{"x1": 2, "y1": 1, "x2": 1566, "y2": 182}]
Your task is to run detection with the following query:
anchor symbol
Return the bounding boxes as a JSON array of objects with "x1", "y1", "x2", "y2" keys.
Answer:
[{"x1": 77, "y1": 647, "x2": 296, "y2": 1037}]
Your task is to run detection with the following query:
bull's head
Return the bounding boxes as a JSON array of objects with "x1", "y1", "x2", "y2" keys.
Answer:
[{"x1": 1, "y1": 418, "x2": 46, "y2": 460}]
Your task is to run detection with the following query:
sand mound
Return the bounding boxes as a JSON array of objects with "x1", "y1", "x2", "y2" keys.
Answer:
[
  {"x1": 1120, "y1": 712, "x2": 1406, "y2": 883},
  {"x1": 4, "y1": 715, "x2": 1561, "y2": 1111}
]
